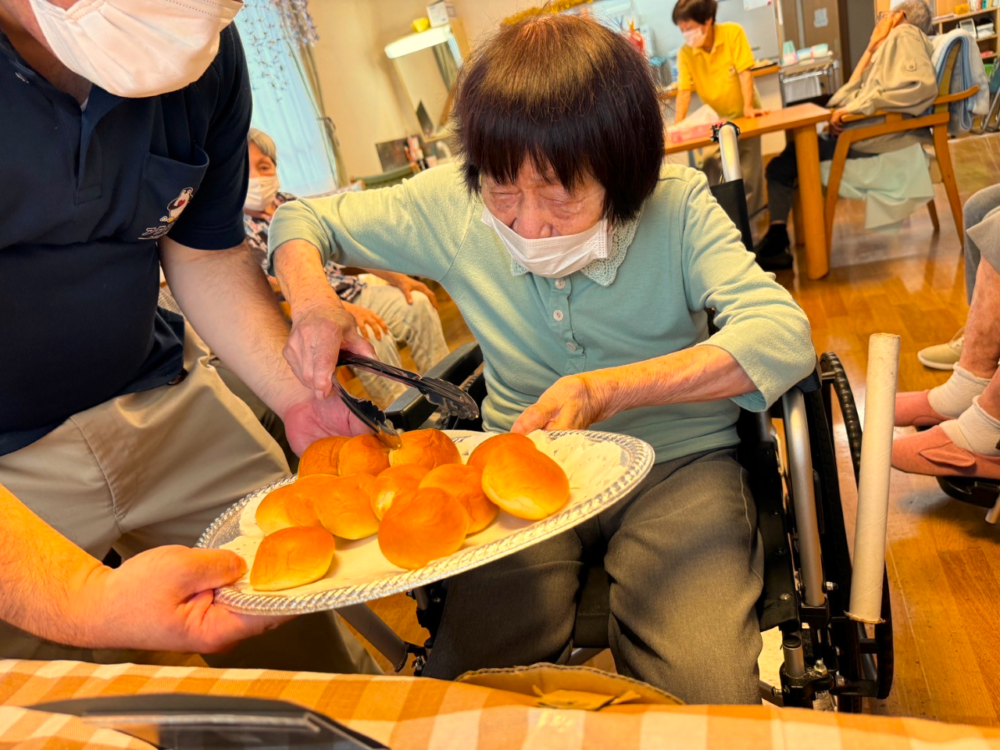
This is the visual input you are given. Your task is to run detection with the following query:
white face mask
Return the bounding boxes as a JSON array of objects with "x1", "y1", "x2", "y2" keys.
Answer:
[
  {"x1": 28, "y1": 0, "x2": 243, "y2": 98},
  {"x1": 245, "y1": 176, "x2": 280, "y2": 213},
  {"x1": 481, "y1": 206, "x2": 609, "y2": 279},
  {"x1": 682, "y1": 28, "x2": 706, "y2": 48}
]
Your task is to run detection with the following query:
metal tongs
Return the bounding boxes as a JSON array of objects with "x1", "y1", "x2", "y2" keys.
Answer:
[{"x1": 334, "y1": 352, "x2": 480, "y2": 450}]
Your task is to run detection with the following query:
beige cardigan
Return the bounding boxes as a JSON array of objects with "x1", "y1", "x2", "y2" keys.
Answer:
[{"x1": 828, "y1": 24, "x2": 938, "y2": 154}]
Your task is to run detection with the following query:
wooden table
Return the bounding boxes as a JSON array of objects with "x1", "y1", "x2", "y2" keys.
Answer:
[{"x1": 665, "y1": 103, "x2": 833, "y2": 280}]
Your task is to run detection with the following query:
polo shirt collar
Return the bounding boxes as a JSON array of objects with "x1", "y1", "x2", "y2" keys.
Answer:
[{"x1": 692, "y1": 34, "x2": 726, "y2": 57}]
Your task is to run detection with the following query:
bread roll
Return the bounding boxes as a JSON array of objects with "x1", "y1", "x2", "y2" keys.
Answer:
[
  {"x1": 255, "y1": 480, "x2": 324, "y2": 536},
  {"x1": 419, "y1": 464, "x2": 498, "y2": 534},
  {"x1": 481, "y1": 445, "x2": 570, "y2": 520},
  {"x1": 466, "y1": 432, "x2": 537, "y2": 470},
  {"x1": 250, "y1": 526, "x2": 336, "y2": 591},
  {"x1": 339, "y1": 434, "x2": 391, "y2": 477},
  {"x1": 371, "y1": 464, "x2": 429, "y2": 520},
  {"x1": 378, "y1": 488, "x2": 469, "y2": 570},
  {"x1": 299, "y1": 436, "x2": 351, "y2": 476},
  {"x1": 314, "y1": 474, "x2": 379, "y2": 540},
  {"x1": 388, "y1": 429, "x2": 461, "y2": 472}
]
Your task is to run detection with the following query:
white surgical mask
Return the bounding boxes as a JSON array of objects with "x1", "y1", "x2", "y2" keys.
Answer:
[
  {"x1": 28, "y1": 0, "x2": 243, "y2": 98},
  {"x1": 481, "y1": 206, "x2": 609, "y2": 279},
  {"x1": 682, "y1": 28, "x2": 706, "y2": 48},
  {"x1": 245, "y1": 176, "x2": 280, "y2": 213}
]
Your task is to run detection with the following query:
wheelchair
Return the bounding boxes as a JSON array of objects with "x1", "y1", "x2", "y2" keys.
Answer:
[
  {"x1": 377, "y1": 340, "x2": 894, "y2": 711},
  {"x1": 340, "y1": 123, "x2": 892, "y2": 710}
]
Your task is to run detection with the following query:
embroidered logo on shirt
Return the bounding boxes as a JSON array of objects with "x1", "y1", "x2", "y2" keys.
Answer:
[{"x1": 139, "y1": 187, "x2": 195, "y2": 241}]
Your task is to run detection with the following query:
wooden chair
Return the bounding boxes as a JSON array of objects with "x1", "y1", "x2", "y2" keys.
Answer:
[{"x1": 824, "y1": 42, "x2": 979, "y2": 251}]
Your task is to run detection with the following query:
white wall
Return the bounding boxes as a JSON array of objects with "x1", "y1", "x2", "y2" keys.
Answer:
[{"x1": 310, "y1": 0, "x2": 411, "y2": 179}]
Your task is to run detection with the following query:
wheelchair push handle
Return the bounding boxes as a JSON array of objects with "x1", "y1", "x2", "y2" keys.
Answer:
[{"x1": 711, "y1": 122, "x2": 743, "y2": 183}]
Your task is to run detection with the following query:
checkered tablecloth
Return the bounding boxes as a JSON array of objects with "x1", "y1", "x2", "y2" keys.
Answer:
[{"x1": 2, "y1": 660, "x2": 999, "y2": 749}]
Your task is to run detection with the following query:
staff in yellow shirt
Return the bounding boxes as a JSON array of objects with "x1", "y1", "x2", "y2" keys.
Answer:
[{"x1": 673, "y1": 0, "x2": 765, "y2": 214}]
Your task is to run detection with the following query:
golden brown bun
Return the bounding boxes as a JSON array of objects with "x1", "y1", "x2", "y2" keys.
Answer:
[
  {"x1": 298, "y1": 436, "x2": 351, "y2": 476},
  {"x1": 481, "y1": 445, "x2": 570, "y2": 520},
  {"x1": 371, "y1": 465, "x2": 429, "y2": 520},
  {"x1": 388, "y1": 429, "x2": 461, "y2": 472},
  {"x1": 255, "y1": 480, "x2": 324, "y2": 536},
  {"x1": 419, "y1": 464, "x2": 498, "y2": 534},
  {"x1": 466, "y1": 432, "x2": 537, "y2": 471},
  {"x1": 250, "y1": 526, "x2": 336, "y2": 591},
  {"x1": 378, "y1": 488, "x2": 469, "y2": 570},
  {"x1": 339, "y1": 434, "x2": 391, "y2": 477},
  {"x1": 314, "y1": 474, "x2": 379, "y2": 540}
]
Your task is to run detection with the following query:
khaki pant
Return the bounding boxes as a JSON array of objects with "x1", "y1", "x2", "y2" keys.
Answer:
[{"x1": 0, "y1": 326, "x2": 379, "y2": 674}]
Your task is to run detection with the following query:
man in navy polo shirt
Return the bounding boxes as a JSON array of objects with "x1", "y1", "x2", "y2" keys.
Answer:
[{"x1": 0, "y1": 0, "x2": 377, "y2": 672}]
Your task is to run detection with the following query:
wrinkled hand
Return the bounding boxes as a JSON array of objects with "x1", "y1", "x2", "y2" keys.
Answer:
[
  {"x1": 283, "y1": 395, "x2": 370, "y2": 456},
  {"x1": 344, "y1": 302, "x2": 389, "y2": 341},
  {"x1": 744, "y1": 106, "x2": 769, "y2": 119},
  {"x1": 512, "y1": 375, "x2": 612, "y2": 434},
  {"x1": 829, "y1": 108, "x2": 849, "y2": 136},
  {"x1": 284, "y1": 296, "x2": 376, "y2": 399},
  {"x1": 382, "y1": 272, "x2": 439, "y2": 310},
  {"x1": 79, "y1": 546, "x2": 291, "y2": 654}
]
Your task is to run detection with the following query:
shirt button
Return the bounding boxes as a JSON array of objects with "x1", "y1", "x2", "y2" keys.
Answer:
[
  {"x1": 566, "y1": 342, "x2": 578, "y2": 352},
  {"x1": 553, "y1": 310, "x2": 564, "y2": 322},
  {"x1": 555, "y1": 279, "x2": 567, "y2": 290}
]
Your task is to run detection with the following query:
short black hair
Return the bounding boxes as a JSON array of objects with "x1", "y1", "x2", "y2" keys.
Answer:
[
  {"x1": 672, "y1": 0, "x2": 718, "y2": 25},
  {"x1": 452, "y1": 14, "x2": 664, "y2": 224}
]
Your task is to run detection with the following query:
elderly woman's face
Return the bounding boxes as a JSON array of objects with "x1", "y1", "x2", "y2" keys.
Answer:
[
  {"x1": 481, "y1": 161, "x2": 607, "y2": 239},
  {"x1": 248, "y1": 142, "x2": 277, "y2": 180}
]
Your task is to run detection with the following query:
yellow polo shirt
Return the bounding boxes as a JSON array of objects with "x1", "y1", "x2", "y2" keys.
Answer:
[{"x1": 678, "y1": 22, "x2": 758, "y2": 119}]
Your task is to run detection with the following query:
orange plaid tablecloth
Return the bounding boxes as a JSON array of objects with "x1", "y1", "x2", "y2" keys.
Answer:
[{"x1": 2, "y1": 659, "x2": 1000, "y2": 749}]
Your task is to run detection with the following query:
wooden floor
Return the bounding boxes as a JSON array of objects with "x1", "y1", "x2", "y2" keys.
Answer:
[{"x1": 351, "y1": 133, "x2": 1000, "y2": 727}]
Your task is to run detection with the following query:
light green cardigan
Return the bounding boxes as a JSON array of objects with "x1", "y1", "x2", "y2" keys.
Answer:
[{"x1": 269, "y1": 163, "x2": 815, "y2": 462}]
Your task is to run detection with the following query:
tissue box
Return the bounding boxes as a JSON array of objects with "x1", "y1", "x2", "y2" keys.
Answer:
[{"x1": 427, "y1": 1, "x2": 456, "y2": 27}]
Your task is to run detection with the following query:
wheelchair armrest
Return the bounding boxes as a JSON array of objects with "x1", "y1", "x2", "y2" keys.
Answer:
[
  {"x1": 791, "y1": 365, "x2": 822, "y2": 395},
  {"x1": 384, "y1": 342, "x2": 483, "y2": 432}
]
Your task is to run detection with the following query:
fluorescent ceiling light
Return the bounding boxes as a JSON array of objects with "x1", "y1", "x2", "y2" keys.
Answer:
[{"x1": 385, "y1": 25, "x2": 454, "y2": 59}]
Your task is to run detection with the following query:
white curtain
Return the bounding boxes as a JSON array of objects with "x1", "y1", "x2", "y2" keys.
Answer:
[{"x1": 236, "y1": 1, "x2": 339, "y2": 197}]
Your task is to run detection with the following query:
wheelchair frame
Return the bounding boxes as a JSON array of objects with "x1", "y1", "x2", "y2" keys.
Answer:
[{"x1": 362, "y1": 344, "x2": 894, "y2": 712}]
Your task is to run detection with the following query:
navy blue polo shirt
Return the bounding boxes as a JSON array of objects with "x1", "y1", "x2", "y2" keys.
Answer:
[{"x1": 0, "y1": 25, "x2": 252, "y2": 456}]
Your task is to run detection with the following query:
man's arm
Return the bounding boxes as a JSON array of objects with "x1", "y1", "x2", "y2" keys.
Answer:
[
  {"x1": 0, "y1": 482, "x2": 286, "y2": 652},
  {"x1": 739, "y1": 71, "x2": 766, "y2": 118},
  {"x1": 160, "y1": 237, "x2": 368, "y2": 452}
]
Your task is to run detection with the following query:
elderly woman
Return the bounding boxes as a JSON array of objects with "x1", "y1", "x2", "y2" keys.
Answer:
[
  {"x1": 269, "y1": 16, "x2": 815, "y2": 704},
  {"x1": 243, "y1": 128, "x2": 450, "y2": 405}
]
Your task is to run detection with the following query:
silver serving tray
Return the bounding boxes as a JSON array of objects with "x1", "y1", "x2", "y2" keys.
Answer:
[{"x1": 196, "y1": 430, "x2": 654, "y2": 615}]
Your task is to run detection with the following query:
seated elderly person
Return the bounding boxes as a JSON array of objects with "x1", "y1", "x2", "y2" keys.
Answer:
[
  {"x1": 756, "y1": 0, "x2": 937, "y2": 270},
  {"x1": 269, "y1": 15, "x2": 815, "y2": 704},
  {"x1": 894, "y1": 190, "x2": 1000, "y2": 479},
  {"x1": 243, "y1": 128, "x2": 449, "y2": 404}
]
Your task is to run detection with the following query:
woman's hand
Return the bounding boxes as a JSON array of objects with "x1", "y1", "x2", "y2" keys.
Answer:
[
  {"x1": 75, "y1": 547, "x2": 292, "y2": 653},
  {"x1": 512, "y1": 374, "x2": 613, "y2": 433},
  {"x1": 829, "y1": 108, "x2": 850, "y2": 136},
  {"x1": 285, "y1": 294, "x2": 376, "y2": 399},
  {"x1": 344, "y1": 302, "x2": 389, "y2": 341},
  {"x1": 743, "y1": 106, "x2": 769, "y2": 119},
  {"x1": 375, "y1": 271, "x2": 440, "y2": 310}
]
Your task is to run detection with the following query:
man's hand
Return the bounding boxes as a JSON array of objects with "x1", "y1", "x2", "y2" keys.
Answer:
[
  {"x1": 829, "y1": 108, "x2": 850, "y2": 136},
  {"x1": 377, "y1": 272, "x2": 439, "y2": 310},
  {"x1": 282, "y1": 394, "x2": 371, "y2": 455},
  {"x1": 512, "y1": 375, "x2": 611, "y2": 434},
  {"x1": 77, "y1": 547, "x2": 291, "y2": 654},
  {"x1": 744, "y1": 106, "x2": 769, "y2": 119},
  {"x1": 344, "y1": 302, "x2": 389, "y2": 341},
  {"x1": 285, "y1": 294, "x2": 376, "y2": 399}
]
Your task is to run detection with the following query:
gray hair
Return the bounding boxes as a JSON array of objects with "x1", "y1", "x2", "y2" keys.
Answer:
[
  {"x1": 895, "y1": 1, "x2": 933, "y2": 36},
  {"x1": 248, "y1": 127, "x2": 278, "y2": 165}
]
